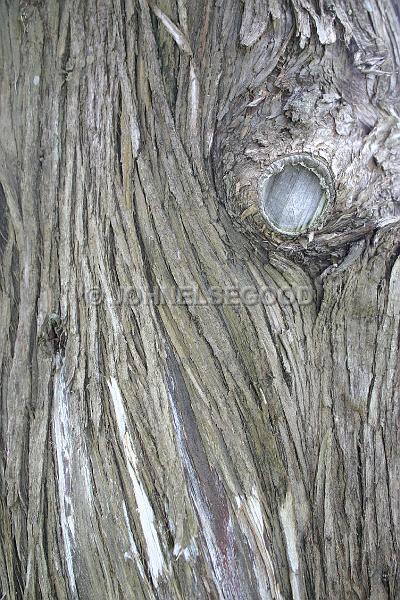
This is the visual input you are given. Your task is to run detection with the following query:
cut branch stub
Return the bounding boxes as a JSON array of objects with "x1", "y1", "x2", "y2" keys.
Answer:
[{"x1": 259, "y1": 154, "x2": 334, "y2": 236}]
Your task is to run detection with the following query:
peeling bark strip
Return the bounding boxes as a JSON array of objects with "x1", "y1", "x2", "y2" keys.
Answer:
[
  {"x1": 53, "y1": 356, "x2": 78, "y2": 600},
  {"x1": 108, "y1": 378, "x2": 165, "y2": 586},
  {"x1": 0, "y1": 1, "x2": 399, "y2": 599}
]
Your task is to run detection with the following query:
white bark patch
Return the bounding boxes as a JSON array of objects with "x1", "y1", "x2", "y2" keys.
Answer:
[
  {"x1": 173, "y1": 538, "x2": 198, "y2": 561},
  {"x1": 387, "y1": 256, "x2": 400, "y2": 317},
  {"x1": 236, "y1": 488, "x2": 284, "y2": 600},
  {"x1": 108, "y1": 377, "x2": 127, "y2": 437},
  {"x1": 122, "y1": 501, "x2": 145, "y2": 577},
  {"x1": 53, "y1": 356, "x2": 78, "y2": 599},
  {"x1": 377, "y1": 215, "x2": 400, "y2": 228},
  {"x1": 108, "y1": 378, "x2": 165, "y2": 586},
  {"x1": 189, "y1": 63, "x2": 199, "y2": 136},
  {"x1": 280, "y1": 489, "x2": 301, "y2": 600},
  {"x1": 247, "y1": 486, "x2": 264, "y2": 537},
  {"x1": 183, "y1": 539, "x2": 198, "y2": 561}
]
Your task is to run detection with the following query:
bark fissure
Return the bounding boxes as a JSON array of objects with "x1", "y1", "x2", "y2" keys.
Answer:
[{"x1": 0, "y1": 0, "x2": 399, "y2": 599}]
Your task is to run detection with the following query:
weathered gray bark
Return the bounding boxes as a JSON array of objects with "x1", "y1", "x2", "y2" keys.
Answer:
[{"x1": 0, "y1": 0, "x2": 399, "y2": 599}]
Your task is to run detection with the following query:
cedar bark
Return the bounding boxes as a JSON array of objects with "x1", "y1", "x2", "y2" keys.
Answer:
[{"x1": 0, "y1": 1, "x2": 399, "y2": 599}]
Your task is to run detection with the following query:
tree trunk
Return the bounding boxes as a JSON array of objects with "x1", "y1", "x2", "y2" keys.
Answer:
[{"x1": 0, "y1": 0, "x2": 399, "y2": 598}]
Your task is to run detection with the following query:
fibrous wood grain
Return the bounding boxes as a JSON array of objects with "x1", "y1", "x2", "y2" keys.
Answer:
[{"x1": 0, "y1": 1, "x2": 399, "y2": 599}]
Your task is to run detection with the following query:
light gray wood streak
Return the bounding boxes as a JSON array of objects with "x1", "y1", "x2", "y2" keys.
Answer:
[{"x1": 0, "y1": 0, "x2": 399, "y2": 599}]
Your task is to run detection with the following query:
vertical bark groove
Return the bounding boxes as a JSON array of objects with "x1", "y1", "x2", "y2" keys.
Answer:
[{"x1": 0, "y1": 1, "x2": 399, "y2": 599}]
